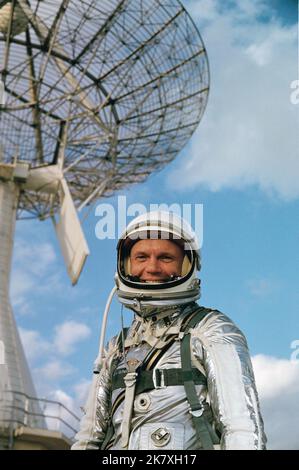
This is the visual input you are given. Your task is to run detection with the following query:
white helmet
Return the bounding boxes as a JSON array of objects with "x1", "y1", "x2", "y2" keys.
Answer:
[{"x1": 115, "y1": 211, "x2": 201, "y2": 316}]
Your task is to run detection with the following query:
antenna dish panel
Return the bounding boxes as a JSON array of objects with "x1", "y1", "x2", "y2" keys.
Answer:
[{"x1": 53, "y1": 178, "x2": 90, "y2": 285}]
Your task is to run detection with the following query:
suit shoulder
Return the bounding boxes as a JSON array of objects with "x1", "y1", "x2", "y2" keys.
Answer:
[{"x1": 192, "y1": 307, "x2": 248, "y2": 346}]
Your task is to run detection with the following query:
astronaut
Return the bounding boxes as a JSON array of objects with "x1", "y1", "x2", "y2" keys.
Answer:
[{"x1": 72, "y1": 211, "x2": 267, "y2": 450}]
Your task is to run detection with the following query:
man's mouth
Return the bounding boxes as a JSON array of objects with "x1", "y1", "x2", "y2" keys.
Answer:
[
  {"x1": 140, "y1": 275, "x2": 179, "y2": 282},
  {"x1": 127, "y1": 274, "x2": 180, "y2": 283}
]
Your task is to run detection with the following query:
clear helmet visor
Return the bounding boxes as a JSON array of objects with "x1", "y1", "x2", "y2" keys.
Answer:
[{"x1": 117, "y1": 230, "x2": 196, "y2": 290}]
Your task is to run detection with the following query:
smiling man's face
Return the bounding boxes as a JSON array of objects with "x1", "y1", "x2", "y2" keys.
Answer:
[{"x1": 129, "y1": 239, "x2": 184, "y2": 282}]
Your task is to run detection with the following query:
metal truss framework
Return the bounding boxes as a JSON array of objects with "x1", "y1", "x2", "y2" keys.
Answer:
[{"x1": 0, "y1": 0, "x2": 209, "y2": 218}]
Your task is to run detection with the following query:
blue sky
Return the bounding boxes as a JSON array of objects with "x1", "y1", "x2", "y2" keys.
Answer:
[{"x1": 11, "y1": 0, "x2": 299, "y2": 449}]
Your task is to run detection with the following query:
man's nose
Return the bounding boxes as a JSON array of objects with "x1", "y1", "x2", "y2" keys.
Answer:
[{"x1": 146, "y1": 255, "x2": 160, "y2": 272}]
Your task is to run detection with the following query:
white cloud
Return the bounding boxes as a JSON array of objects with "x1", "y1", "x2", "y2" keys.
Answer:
[
  {"x1": 19, "y1": 327, "x2": 51, "y2": 362},
  {"x1": 11, "y1": 269, "x2": 35, "y2": 298},
  {"x1": 11, "y1": 238, "x2": 61, "y2": 315},
  {"x1": 41, "y1": 384, "x2": 95, "y2": 439},
  {"x1": 50, "y1": 389, "x2": 75, "y2": 411},
  {"x1": 11, "y1": 234, "x2": 89, "y2": 316},
  {"x1": 73, "y1": 379, "x2": 91, "y2": 406},
  {"x1": 36, "y1": 359, "x2": 75, "y2": 381},
  {"x1": 19, "y1": 320, "x2": 92, "y2": 367},
  {"x1": 11, "y1": 269, "x2": 35, "y2": 315},
  {"x1": 168, "y1": 0, "x2": 299, "y2": 200},
  {"x1": 16, "y1": 321, "x2": 92, "y2": 426},
  {"x1": 246, "y1": 26, "x2": 294, "y2": 67},
  {"x1": 186, "y1": 0, "x2": 219, "y2": 22},
  {"x1": 46, "y1": 383, "x2": 92, "y2": 437},
  {"x1": 185, "y1": 0, "x2": 272, "y2": 31},
  {"x1": 41, "y1": 389, "x2": 80, "y2": 438},
  {"x1": 252, "y1": 354, "x2": 299, "y2": 449},
  {"x1": 13, "y1": 239, "x2": 56, "y2": 276},
  {"x1": 54, "y1": 321, "x2": 91, "y2": 356}
]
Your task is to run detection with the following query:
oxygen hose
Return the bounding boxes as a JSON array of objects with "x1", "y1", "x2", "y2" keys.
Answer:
[{"x1": 93, "y1": 285, "x2": 117, "y2": 373}]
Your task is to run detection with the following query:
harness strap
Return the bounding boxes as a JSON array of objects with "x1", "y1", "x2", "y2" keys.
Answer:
[
  {"x1": 180, "y1": 308, "x2": 220, "y2": 450},
  {"x1": 102, "y1": 312, "x2": 191, "y2": 450},
  {"x1": 102, "y1": 305, "x2": 219, "y2": 450},
  {"x1": 121, "y1": 359, "x2": 141, "y2": 448},
  {"x1": 112, "y1": 367, "x2": 207, "y2": 393},
  {"x1": 102, "y1": 329, "x2": 180, "y2": 450}
]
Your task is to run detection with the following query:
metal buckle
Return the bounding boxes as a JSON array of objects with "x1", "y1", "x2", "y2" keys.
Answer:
[
  {"x1": 153, "y1": 369, "x2": 166, "y2": 389},
  {"x1": 123, "y1": 371, "x2": 138, "y2": 388},
  {"x1": 189, "y1": 406, "x2": 204, "y2": 417}
]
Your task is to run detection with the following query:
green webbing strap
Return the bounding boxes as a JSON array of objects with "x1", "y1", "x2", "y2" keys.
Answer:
[
  {"x1": 181, "y1": 306, "x2": 211, "y2": 331},
  {"x1": 111, "y1": 367, "x2": 207, "y2": 393},
  {"x1": 181, "y1": 307, "x2": 219, "y2": 450},
  {"x1": 103, "y1": 306, "x2": 219, "y2": 450}
]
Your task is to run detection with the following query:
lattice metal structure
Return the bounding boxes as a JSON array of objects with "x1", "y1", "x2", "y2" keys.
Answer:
[{"x1": 0, "y1": 0, "x2": 209, "y2": 219}]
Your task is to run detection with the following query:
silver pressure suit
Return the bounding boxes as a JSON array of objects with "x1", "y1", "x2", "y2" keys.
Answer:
[{"x1": 72, "y1": 304, "x2": 267, "y2": 450}]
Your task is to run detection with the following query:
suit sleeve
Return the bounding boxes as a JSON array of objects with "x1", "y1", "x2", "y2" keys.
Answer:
[
  {"x1": 71, "y1": 336, "x2": 119, "y2": 450},
  {"x1": 191, "y1": 311, "x2": 267, "y2": 450}
]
